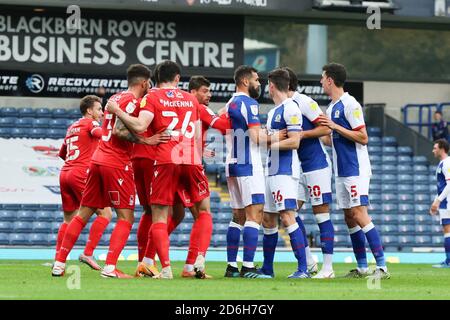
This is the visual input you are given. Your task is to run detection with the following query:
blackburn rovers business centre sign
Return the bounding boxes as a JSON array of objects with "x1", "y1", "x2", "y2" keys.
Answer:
[{"x1": 0, "y1": 7, "x2": 244, "y2": 77}]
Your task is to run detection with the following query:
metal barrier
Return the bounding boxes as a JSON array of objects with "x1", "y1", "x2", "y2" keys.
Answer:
[{"x1": 402, "y1": 103, "x2": 450, "y2": 139}]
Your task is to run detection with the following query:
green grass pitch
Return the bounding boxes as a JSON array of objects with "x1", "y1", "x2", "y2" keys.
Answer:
[{"x1": 1, "y1": 260, "x2": 449, "y2": 300}]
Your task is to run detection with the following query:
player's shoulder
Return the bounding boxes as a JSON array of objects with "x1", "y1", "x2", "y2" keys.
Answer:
[
  {"x1": 283, "y1": 98, "x2": 300, "y2": 110},
  {"x1": 341, "y1": 92, "x2": 361, "y2": 110}
]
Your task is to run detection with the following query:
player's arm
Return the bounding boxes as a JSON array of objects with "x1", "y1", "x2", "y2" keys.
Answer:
[
  {"x1": 113, "y1": 118, "x2": 169, "y2": 145},
  {"x1": 299, "y1": 99, "x2": 331, "y2": 139},
  {"x1": 210, "y1": 113, "x2": 231, "y2": 135},
  {"x1": 303, "y1": 123, "x2": 331, "y2": 139},
  {"x1": 321, "y1": 135, "x2": 332, "y2": 146},
  {"x1": 58, "y1": 142, "x2": 67, "y2": 160},
  {"x1": 270, "y1": 103, "x2": 302, "y2": 150},
  {"x1": 270, "y1": 130, "x2": 302, "y2": 151},
  {"x1": 106, "y1": 99, "x2": 153, "y2": 133},
  {"x1": 248, "y1": 126, "x2": 287, "y2": 146},
  {"x1": 431, "y1": 163, "x2": 450, "y2": 215},
  {"x1": 317, "y1": 115, "x2": 368, "y2": 145}
]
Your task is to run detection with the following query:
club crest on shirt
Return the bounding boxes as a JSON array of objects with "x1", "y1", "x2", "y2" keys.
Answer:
[
  {"x1": 275, "y1": 114, "x2": 281, "y2": 122},
  {"x1": 250, "y1": 105, "x2": 259, "y2": 116},
  {"x1": 334, "y1": 110, "x2": 340, "y2": 118},
  {"x1": 166, "y1": 90, "x2": 175, "y2": 98},
  {"x1": 125, "y1": 102, "x2": 136, "y2": 114},
  {"x1": 175, "y1": 91, "x2": 184, "y2": 99}
]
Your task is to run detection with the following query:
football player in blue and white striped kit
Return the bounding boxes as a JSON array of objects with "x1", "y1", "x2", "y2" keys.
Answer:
[
  {"x1": 284, "y1": 67, "x2": 335, "y2": 279},
  {"x1": 258, "y1": 68, "x2": 309, "y2": 279},
  {"x1": 318, "y1": 63, "x2": 390, "y2": 280},
  {"x1": 430, "y1": 139, "x2": 450, "y2": 268}
]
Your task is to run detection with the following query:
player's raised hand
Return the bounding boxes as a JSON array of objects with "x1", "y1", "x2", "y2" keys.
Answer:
[
  {"x1": 318, "y1": 115, "x2": 336, "y2": 130},
  {"x1": 203, "y1": 148, "x2": 216, "y2": 158},
  {"x1": 274, "y1": 128, "x2": 288, "y2": 141},
  {"x1": 144, "y1": 132, "x2": 171, "y2": 145},
  {"x1": 106, "y1": 99, "x2": 120, "y2": 114},
  {"x1": 430, "y1": 199, "x2": 440, "y2": 215}
]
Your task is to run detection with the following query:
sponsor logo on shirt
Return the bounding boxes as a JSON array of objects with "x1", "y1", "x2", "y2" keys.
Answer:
[
  {"x1": 310, "y1": 102, "x2": 319, "y2": 111},
  {"x1": 290, "y1": 115, "x2": 300, "y2": 124},
  {"x1": 118, "y1": 178, "x2": 124, "y2": 186},
  {"x1": 353, "y1": 108, "x2": 362, "y2": 119}
]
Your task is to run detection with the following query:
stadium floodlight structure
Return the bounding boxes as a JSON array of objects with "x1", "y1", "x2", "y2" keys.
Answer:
[{"x1": 313, "y1": 0, "x2": 400, "y2": 13}]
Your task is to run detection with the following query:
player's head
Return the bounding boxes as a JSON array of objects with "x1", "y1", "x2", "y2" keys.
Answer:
[
  {"x1": 80, "y1": 95, "x2": 103, "y2": 122},
  {"x1": 234, "y1": 65, "x2": 261, "y2": 99},
  {"x1": 189, "y1": 76, "x2": 211, "y2": 106},
  {"x1": 153, "y1": 62, "x2": 163, "y2": 87},
  {"x1": 158, "y1": 60, "x2": 181, "y2": 85},
  {"x1": 127, "y1": 64, "x2": 151, "y2": 97},
  {"x1": 433, "y1": 139, "x2": 449, "y2": 159},
  {"x1": 434, "y1": 111, "x2": 443, "y2": 121},
  {"x1": 282, "y1": 67, "x2": 298, "y2": 94},
  {"x1": 268, "y1": 68, "x2": 290, "y2": 99},
  {"x1": 321, "y1": 62, "x2": 346, "y2": 95}
]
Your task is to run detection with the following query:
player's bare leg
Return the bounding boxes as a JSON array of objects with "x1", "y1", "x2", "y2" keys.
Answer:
[
  {"x1": 280, "y1": 211, "x2": 310, "y2": 279},
  {"x1": 311, "y1": 204, "x2": 335, "y2": 278},
  {"x1": 79, "y1": 207, "x2": 112, "y2": 271},
  {"x1": 149, "y1": 204, "x2": 173, "y2": 279},
  {"x1": 101, "y1": 208, "x2": 134, "y2": 279},
  {"x1": 52, "y1": 206, "x2": 96, "y2": 276},
  {"x1": 225, "y1": 208, "x2": 245, "y2": 277},
  {"x1": 296, "y1": 200, "x2": 317, "y2": 273}
]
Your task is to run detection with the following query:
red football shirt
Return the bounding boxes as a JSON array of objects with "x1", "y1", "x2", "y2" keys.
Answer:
[
  {"x1": 131, "y1": 96, "x2": 156, "y2": 160},
  {"x1": 91, "y1": 91, "x2": 140, "y2": 169},
  {"x1": 199, "y1": 104, "x2": 230, "y2": 150},
  {"x1": 139, "y1": 88, "x2": 202, "y2": 165},
  {"x1": 59, "y1": 117, "x2": 102, "y2": 171}
]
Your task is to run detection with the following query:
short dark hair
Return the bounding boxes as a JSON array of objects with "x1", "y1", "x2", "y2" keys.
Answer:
[
  {"x1": 158, "y1": 60, "x2": 181, "y2": 83},
  {"x1": 127, "y1": 64, "x2": 151, "y2": 86},
  {"x1": 322, "y1": 62, "x2": 347, "y2": 88},
  {"x1": 234, "y1": 65, "x2": 258, "y2": 86},
  {"x1": 434, "y1": 139, "x2": 450, "y2": 153},
  {"x1": 188, "y1": 76, "x2": 211, "y2": 91},
  {"x1": 281, "y1": 67, "x2": 298, "y2": 92},
  {"x1": 79, "y1": 95, "x2": 102, "y2": 115},
  {"x1": 268, "y1": 68, "x2": 290, "y2": 92},
  {"x1": 435, "y1": 111, "x2": 443, "y2": 115},
  {"x1": 153, "y1": 62, "x2": 162, "y2": 85}
]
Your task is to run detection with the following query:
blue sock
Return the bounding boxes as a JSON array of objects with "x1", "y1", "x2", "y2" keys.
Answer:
[
  {"x1": 242, "y1": 221, "x2": 260, "y2": 267},
  {"x1": 363, "y1": 223, "x2": 385, "y2": 268},
  {"x1": 262, "y1": 227, "x2": 278, "y2": 274},
  {"x1": 295, "y1": 214, "x2": 309, "y2": 248},
  {"x1": 287, "y1": 223, "x2": 307, "y2": 273},
  {"x1": 226, "y1": 221, "x2": 242, "y2": 266},
  {"x1": 349, "y1": 226, "x2": 368, "y2": 269},
  {"x1": 316, "y1": 213, "x2": 334, "y2": 255},
  {"x1": 445, "y1": 234, "x2": 450, "y2": 264}
]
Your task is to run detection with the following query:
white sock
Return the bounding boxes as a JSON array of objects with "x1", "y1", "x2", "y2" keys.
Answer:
[
  {"x1": 357, "y1": 267, "x2": 368, "y2": 273},
  {"x1": 322, "y1": 254, "x2": 333, "y2": 271},
  {"x1": 103, "y1": 264, "x2": 115, "y2": 273},
  {"x1": 54, "y1": 261, "x2": 65, "y2": 268},
  {"x1": 243, "y1": 261, "x2": 254, "y2": 268},
  {"x1": 305, "y1": 246, "x2": 314, "y2": 265},
  {"x1": 228, "y1": 262, "x2": 238, "y2": 268},
  {"x1": 184, "y1": 264, "x2": 194, "y2": 272},
  {"x1": 142, "y1": 257, "x2": 154, "y2": 266}
]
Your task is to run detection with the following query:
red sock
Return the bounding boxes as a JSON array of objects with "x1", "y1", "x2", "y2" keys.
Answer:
[
  {"x1": 55, "y1": 222, "x2": 68, "y2": 260},
  {"x1": 144, "y1": 215, "x2": 178, "y2": 262},
  {"x1": 186, "y1": 222, "x2": 200, "y2": 265},
  {"x1": 105, "y1": 219, "x2": 132, "y2": 266},
  {"x1": 56, "y1": 216, "x2": 86, "y2": 263},
  {"x1": 151, "y1": 222, "x2": 170, "y2": 268},
  {"x1": 84, "y1": 216, "x2": 109, "y2": 256},
  {"x1": 137, "y1": 213, "x2": 152, "y2": 262},
  {"x1": 197, "y1": 211, "x2": 213, "y2": 257}
]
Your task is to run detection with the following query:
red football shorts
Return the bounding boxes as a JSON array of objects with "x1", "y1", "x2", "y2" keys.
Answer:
[
  {"x1": 81, "y1": 163, "x2": 136, "y2": 210},
  {"x1": 132, "y1": 158, "x2": 155, "y2": 207},
  {"x1": 150, "y1": 164, "x2": 210, "y2": 207},
  {"x1": 59, "y1": 167, "x2": 88, "y2": 212}
]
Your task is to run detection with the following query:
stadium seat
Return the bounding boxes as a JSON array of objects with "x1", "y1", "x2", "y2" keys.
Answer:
[
  {"x1": 382, "y1": 146, "x2": 397, "y2": 155},
  {"x1": 369, "y1": 155, "x2": 381, "y2": 164},
  {"x1": 397, "y1": 146, "x2": 413, "y2": 156},
  {"x1": 15, "y1": 118, "x2": 34, "y2": 128},
  {"x1": 382, "y1": 155, "x2": 397, "y2": 165},
  {"x1": 333, "y1": 224, "x2": 348, "y2": 234},
  {"x1": 0, "y1": 128, "x2": 12, "y2": 138},
  {"x1": 177, "y1": 234, "x2": 190, "y2": 246},
  {"x1": 398, "y1": 184, "x2": 413, "y2": 193},
  {"x1": 398, "y1": 214, "x2": 414, "y2": 224},
  {"x1": 35, "y1": 210, "x2": 54, "y2": 222},
  {"x1": 127, "y1": 233, "x2": 137, "y2": 246},
  {"x1": 13, "y1": 221, "x2": 32, "y2": 232},
  {"x1": 381, "y1": 193, "x2": 398, "y2": 203},
  {"x1": 415, "y1": 225, "x2": 431, "y2": 234},
  {"x1": 0, "y1": 210, "x2": 16, "y2": 221},
  {"x1": 415, "y1": 215, "x2": 430, "y2": 224},
  {"x1": 430, "y1": 185, "x2": 437, "y2": 193},
  {"x1": 99, "y1": 233, "x2": 111, "y2": 246},
  {"x1": 0, "y1": 234, "x2": 9, "y2": 245},
  {"x1": 398, "y1": 235, "x2": 415, "y2": 246},
  {"x1": 214, "y1": 223, "x2": 228, "y2": 234},
  {"x1": 0, "y1": 107, "x2": 18, "y2": 117},
  {"x1": 52, "y1": 108, "x2": 68, "y2": 118},
  {"x1": 413, "y1": 174, "x2": 429, "y2": 185},
  {"x1": 47, "y1": 233, "x2": 57, "y2": 246},
  {"x1": 369, "y1": 193, "x2": 381, "y2": 203},
  {"x1": 33, "y1": 118, "x2": 50, "y2": 128},
  {"x1": 367, "y1": 126, "x2": 381, "y2": 137},
  {"x1": 398, "y1": 203, "x2": 414, "y2": 214},
  {"x1": 2, "y1": 204, "x2": 21, "y2": 210},
  {"x1": 397, "y1": 156, "x2": 412, "y2": 165},
  {"x1": 382, "y1": 136, "x2": 397, "y2": 146},
  {"x1": 11, "y1": 128, "x2": 29, "y2": 138},
  {"x1": 382, "y1": 203, "x2": 398, "y2": 213},
  {"x1": 334, "y1": 235, "x2": 351, "y2": 247},
  {"x1": 380, "y1": 225, "x2": 398, "y2": 234},
  {"x1": 370, "y1": 183, "x2": 381, "y2": 192},
  {"x1": 368, "y1": 136, "x2": 381, "y2": 146},
  {"x1": 414, "y1": 194, "x2": 430, "y2": 204},
  {"x1": 381, "y1": 214, "x2": 397, "y2": 224},
  {"x1": 16, "y1": 210, "x2": 35, "y2": 221},
  {"x1": 30, "y1": 128, "x2": 47, "y2": 139},
  {"x1": 398, "y1": 193, "x2": 414, "y2": 203},
  {"x1": 432, "y1": 236, "x2": 444, "y2": 246},
  {"x1": 398, "y1": 225, "x2": 414, "y2": 234},
  {"x1": 0, "y1": 117, "x2": 17, "y2": 128},
  {"x1": 9, "y1": 233, "x2": 29, "y2": 245},
  {"x1": 30, "y1": 233, "x2": 48, "y2": 245},
  {"x1": 212, "y1": 234, "x2": 227, "y2": 247},
  {"x1": 67, "y1": 108, "x2": 81, "y2": 119},
  {"x1": 51, "y1": 222, "x2": 62, "y2": 233},
  {"x1": 0, "y1": 221, "x2": 12, "y2": 232},
  {"x1": 415, "y1": 235, "x2": 432, "y2": 246},
  {"x1": 178, "y1": 223, "x2": 192, "y2": 233},
  {"x1": 431, "y1": 225, "x2": 442, "y2": 233},
  {"x1": 371, "y1": 164, "x2": 382, "y2": 174},
  {"x1": 381, "y1": 174, "x2": 397, "y2": 183},
  {"x1": 35, "y1": 108, "x2": 51, "y2": 118},
  {"x1": 205, "y1": 163, "x2": 219, "y2": 174},
  {"x1": 381, "y1": 164, "x2": 396, "y2": 174},
  {"x1": 397, "y1": 164, "x2": 413, "y2": 173},
  {"x1": 40, "y1": 204, "x2": 59, "y2": 210},
  {"x1": 77, "y1": 234, "x2": 88, "y2": 245},
  {"x1": 18, "y1": 107, "x2": 35, "y2": 118},
  {"x1": 381, "y1": 184, "x2": 397, "y2": 193},
  {"x1": 413, "y1": 156, "x2": 428, "y2": 165},
  {"x1": 371, "y1": 174, "x2": 381, "y2": 183},
  {"x1": 369, "y1": 203, "x2": 382, "y2": 214},
  {"x1": 368, "y1": 146, "x2": 382, "y2": 154},
  {"x1": 20, "y1": 204, "x2": 40, "y2": 210},
  {"x1": 49, "y1": 119, "x2": 69, "y2": 129},
  {"x1": 413, "y1": 184, "x2": 429, "y2": 193},
  {"x1": 217, "y1": 212, "x2": 231, "y2": 223},
  {"x1": 65, "y1": 119, "x2": 75, "y2": 127},
  {"x1": 398, "y1": 174, "x2": 413, "y2": 183},
  {"x1": 381, "y1": 235, "x2": 398, "y2": 247}
]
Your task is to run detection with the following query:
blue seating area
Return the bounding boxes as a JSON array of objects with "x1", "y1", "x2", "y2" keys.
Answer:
[{"x1": 0, "y1": 107, "x2": 80, "y2": 139}]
